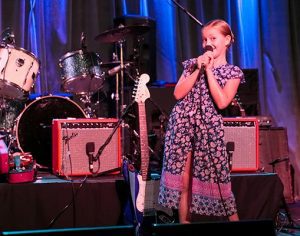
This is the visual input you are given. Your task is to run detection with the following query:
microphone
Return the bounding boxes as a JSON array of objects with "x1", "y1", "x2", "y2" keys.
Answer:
[
  {"x1": 86, "y1": 142, "x2": 95, "y2": 171},
  {"x1": 226, "y1": 141, "x2": 235, "y2": 171},
  {"x1": 107, "y1": 62, "x2": 131, "y2": 76},
  {"x1": 200, "y1": 45, "x2": 214, "y2": 74},
  {"x1": 226, "y1": 141, "x2": 235, "y2": 152}
]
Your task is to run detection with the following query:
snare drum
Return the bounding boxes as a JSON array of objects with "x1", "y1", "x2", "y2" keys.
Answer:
[
  {"x1": 59, "y1": 50, "x2": 104, "y2": 94},
  {"x1": 14, "y1": 95, "x2": 86, "y2": 168},
  {"x1": 0, "y1": 44, "x2": 40, "y2": 99}
]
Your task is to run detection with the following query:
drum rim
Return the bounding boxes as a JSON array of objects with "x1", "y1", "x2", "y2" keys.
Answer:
[
  {"x1": 61, "y1": 76, "x2": 105, "y2": 94},
  {"x1": 0, "y1": 80, "x2": 29, "y2": 100},
  {"x1": 19, "y1": 94, "x2": 86, "y2": 115},
  {"x1": 1, "y1": 44, "x2": 40, "y2": 65},
  {"x1": 59, "y1": 50, "x2": 100, "y2": 62},
  {"x1": 59, "y1": 49, "x2": 86, "y2": 61},
  {"x1": 14, "y1": 95, "x2": 87, "y2": 154}
]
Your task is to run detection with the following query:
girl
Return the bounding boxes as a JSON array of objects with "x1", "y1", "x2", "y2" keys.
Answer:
[{"x1": 158, "y1": 19, "x2": 244, "y2": 223}]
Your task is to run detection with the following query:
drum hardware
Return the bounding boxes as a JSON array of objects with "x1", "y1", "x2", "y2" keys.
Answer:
[
  {"x1": 80, "y1": 32, "x2": 87, "y2": 52},
  {"x1": 1, "y1": 27, "x2": 16, "y2": 45},
  {"x1": 0, "y1": 97, "x2": 24, "y2": 133},
  {"x1": 94, "y1": 24, "x2": 150, "y2": 44},
  {"x1": 16, "y1": 58, "x2": 25, "y2": 67},
  {"x1": 101, "y1": 60, "x2": 134, "y2": 69},
  {"x1": 96, "y1": 30, "x2": 122, "y2": 117},
  {"x1": 95, "y1": 24, "x2": 150, "y2": 117},
  {"x1": 94, "y1": 24, "x2": 151, "y2": 165},
  {"x1": 78, "y1": 93, "x2": 98, "y2": 118}
]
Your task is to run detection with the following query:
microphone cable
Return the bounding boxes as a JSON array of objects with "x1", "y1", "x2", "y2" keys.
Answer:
[
  {"x1": 49, "y1": 123, "x2": 86, "y2": 228},
  {"x1": 47, "y1": 175, "x2": 88, "y2": 229},
  {"x1": 196, "y1": 70, "x2": 231, "y2": 220}
]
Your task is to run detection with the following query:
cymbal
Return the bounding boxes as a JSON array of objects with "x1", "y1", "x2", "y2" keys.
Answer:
[
  {"x1": 101, "y1": 61, "x2": 133, "y2": 68},
  {"x1": 95, "y1": 24, "x2": 150, "y2": 43}
]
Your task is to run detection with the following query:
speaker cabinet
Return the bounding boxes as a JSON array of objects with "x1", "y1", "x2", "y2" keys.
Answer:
[
  {"x1": 223, "y1": 117, "x2": 259, "y2": 172},
  {"x1": 259, "y1": 127, "x2": 293, "y2": 202},
  {"x1": 52, "y1": 118, "x2": 121, "y2": 176}
]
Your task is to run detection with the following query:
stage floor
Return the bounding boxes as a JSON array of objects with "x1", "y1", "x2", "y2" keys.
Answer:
[{"x1": 0, "y1": 171, "x2": 284, "y2": 232}]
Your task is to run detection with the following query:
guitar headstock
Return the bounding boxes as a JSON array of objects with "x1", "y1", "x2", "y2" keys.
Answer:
[
  {"x1": 133, "y1": 73, "x2": 150, "y2": 103},
  {"x1": 231, "y1": 95, "x2": 246, "y2": 117}
]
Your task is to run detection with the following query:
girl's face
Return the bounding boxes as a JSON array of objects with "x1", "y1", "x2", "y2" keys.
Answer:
[{"x1": 201, "y1": 26, "x2": 231, "y2": 59}]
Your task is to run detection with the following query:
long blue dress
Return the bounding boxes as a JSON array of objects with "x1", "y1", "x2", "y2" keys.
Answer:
[{"x1": 158, "y1": 58, "x2": 244, "y2": 216}]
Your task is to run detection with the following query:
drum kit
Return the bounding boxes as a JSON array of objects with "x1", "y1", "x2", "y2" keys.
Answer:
[{"x1": 0, "y1": 24, "x2": 150, "y2": 176}]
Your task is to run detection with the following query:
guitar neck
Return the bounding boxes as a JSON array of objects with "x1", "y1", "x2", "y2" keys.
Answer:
[{"x1": 138, "y1": 102, "x2": 150, "y2": 181}]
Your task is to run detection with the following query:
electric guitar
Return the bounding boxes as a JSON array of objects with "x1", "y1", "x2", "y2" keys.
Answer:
[
  {"x1": 134, "y1": 73, "x2": 151, "y2": 182},
  {"x1": 122, "y1": 73, "x2": 150, "y2": 231}
]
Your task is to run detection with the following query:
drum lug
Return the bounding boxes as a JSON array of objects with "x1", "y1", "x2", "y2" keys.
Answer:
[{"x1": 15, "y1": 58, "x2": 25, "y2": 67}]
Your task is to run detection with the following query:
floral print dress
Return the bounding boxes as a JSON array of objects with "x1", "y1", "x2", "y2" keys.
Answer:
[{"x1": 158, "y1": 58, "x2": 244, "y2": 216}]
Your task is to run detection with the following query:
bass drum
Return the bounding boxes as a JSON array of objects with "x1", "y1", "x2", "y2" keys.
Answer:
[{"x1": 14, "y1": 95, "x2": 86, "y2": 169}]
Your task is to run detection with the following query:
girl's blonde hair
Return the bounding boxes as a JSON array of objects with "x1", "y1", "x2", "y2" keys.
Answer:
[{"x1": 202, "y1": 19, "x2": 235, "y2": 48}]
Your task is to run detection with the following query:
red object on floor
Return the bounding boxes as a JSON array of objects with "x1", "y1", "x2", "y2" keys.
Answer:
[
  {"x1": 0, "y1": 139, "x2": 9, "y2": 174},
  {"x1": 7, "y1": 169, "x2": 35, "y2": 183}
]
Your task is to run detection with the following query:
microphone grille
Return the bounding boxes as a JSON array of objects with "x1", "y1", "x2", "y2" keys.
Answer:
[
  {"x1": 226, "y1": 141, "x2": 235, "y2": 152},
  {"x1": 86, "y1": 142, "x2": 95, "y2": 153}
]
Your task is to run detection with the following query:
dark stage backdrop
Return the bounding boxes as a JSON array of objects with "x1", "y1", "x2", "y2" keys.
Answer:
[{"x1": 0, "y1": 0, "x2": 299, "y2": 198}]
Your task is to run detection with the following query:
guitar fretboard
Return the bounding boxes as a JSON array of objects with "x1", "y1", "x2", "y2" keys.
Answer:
[{"x1": 138, "y1": 102, "x2": 149, "y2": 181}]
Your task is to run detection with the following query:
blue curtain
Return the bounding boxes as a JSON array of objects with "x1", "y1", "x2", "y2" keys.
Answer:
[{"x1": 0, "y1": 0, "x2": 299, "y2": 199}]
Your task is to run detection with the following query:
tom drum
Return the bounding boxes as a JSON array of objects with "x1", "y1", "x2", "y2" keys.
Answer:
[
  {"x1": 59, "y1": 50, "x2": 104, "y2": 95},
  {"x1": 0, "y1": 44, "x2": 40, "y2": 99}
]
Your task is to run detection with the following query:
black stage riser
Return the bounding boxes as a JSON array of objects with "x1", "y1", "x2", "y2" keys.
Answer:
[{"x1": 152, "y1": 220, "x2": 276, "y2": 236}]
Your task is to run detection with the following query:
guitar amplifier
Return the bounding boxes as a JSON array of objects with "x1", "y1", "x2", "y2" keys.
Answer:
[
  {"x1": 52, "y1": 118, "x2": 121, "y2": 176},
  {"x1": 223, "y1": 117, "x2": 259, "y2": 172}
]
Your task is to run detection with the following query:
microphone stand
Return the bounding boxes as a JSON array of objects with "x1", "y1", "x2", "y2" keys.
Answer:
[
  {"x1": 149, "y1": 98, "x2": 169, "y2": 121},
  {"x1": 91, "y1": 99, "x2": 136, "y2": 175},
  {"x1": 170, "y1": 0, "x2": 203, "y2": 27}
]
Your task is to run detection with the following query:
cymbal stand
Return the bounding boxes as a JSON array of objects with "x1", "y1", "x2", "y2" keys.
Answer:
[
  {"x1": 111, "y1": 52, "x2": 120, "y2": 119},
  {"x1": 112, "y1": 40, "x2": 125, "y2": 119},
  {"x1": 118, "y1": 40, "x2": 125, "y2": 117},
  {"x1": 114, "y1": 40, "x2": 127, "y2": 161}
]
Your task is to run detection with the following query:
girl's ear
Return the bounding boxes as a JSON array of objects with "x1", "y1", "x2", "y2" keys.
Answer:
[{"x1": 225, "y1": 35, "x2": 231, "y2": 47}]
